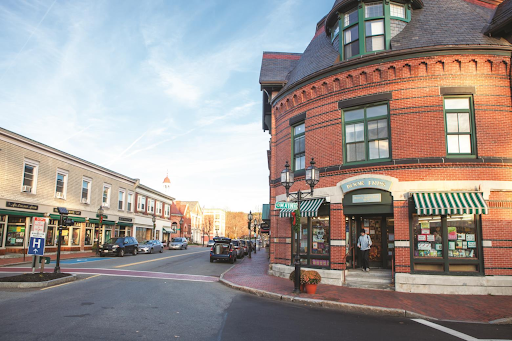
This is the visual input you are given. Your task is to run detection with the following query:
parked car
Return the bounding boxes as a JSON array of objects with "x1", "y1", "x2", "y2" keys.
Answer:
[
  {"x1": 239, "y1": 240, "x2": 248, "y2": 255},
  {"x1": 206, "y1": 239, "x2": 215, "y2": 248},
  {"x1": 231, "y1": 239, "x2": 244, "y2": 259},
  {"x1": 169, "y1": 237, "x2": 188, "y2": 250},
  {"x1": 138, "y1": 240, "x2": 164, "y2": 254},
  {"x1": 210, "y1": 237, "x2": 236, "y2": 263},
  {"x1": 99, "y1": 237, "x2": 138, "y2": 257}
]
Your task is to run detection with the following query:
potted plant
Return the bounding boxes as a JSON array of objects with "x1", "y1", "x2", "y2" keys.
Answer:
[
  {"x1": 303, "y1": 270, "x2": 321, "y2": 294},
  {"x1": 289, "y1": 270, "x2": 307, "y2": 292}
]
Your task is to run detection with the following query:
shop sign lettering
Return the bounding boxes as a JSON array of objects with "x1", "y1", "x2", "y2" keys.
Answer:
[
  {"x1": 6, "y1": 201, "x2": 38, "y2": 210},
  {"x1": 275, "y1": 202, "x2": 298, "y2": 210},
  {"x1": 341, "y1": 178, "x2": 393, "y2": 193},
  {"x1": 352, "y1": 194, "x2": 382, "y2": 204},
  {"x1": 118, "y1": 217, "x2": 133, "y2": 222},
  {"x1": 53, "y1": 208, "x2": 81, "y2": 215}
]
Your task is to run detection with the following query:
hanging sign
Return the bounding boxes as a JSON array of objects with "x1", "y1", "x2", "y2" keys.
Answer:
[
  {"x1": 275, "y1": 202, "x2": 298, "y2": 210},
  {"x1": 6, "y1": 202, "x2": 38, "y2": 210}
]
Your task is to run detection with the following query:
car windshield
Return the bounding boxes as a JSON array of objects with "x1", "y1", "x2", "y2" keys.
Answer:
[
  {"x1": 232, "y1": 241, "x2": 239, "y2": 246},
  {"x1": 141, "y1": 240, "x2": 153, "y2": 245},
  {"x1": 172, "y1": 238, "x2": 182, "y2": 242},
  {"x1": 106, "y1": 238, "x2": 121, "y2": 244}
]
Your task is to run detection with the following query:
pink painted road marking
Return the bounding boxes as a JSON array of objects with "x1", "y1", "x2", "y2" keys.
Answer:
[{"x1": 0, "y1": 267, "x2": 218, "y2": 283}]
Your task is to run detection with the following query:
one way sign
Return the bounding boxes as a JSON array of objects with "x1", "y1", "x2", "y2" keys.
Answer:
[{"x1": 28, "y1": 237, "x2": 45, "y2": 256}]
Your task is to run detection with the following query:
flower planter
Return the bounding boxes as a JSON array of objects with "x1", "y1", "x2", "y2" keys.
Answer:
[{"x1": 305, "y1": 283, "x2": 317, "y2": 294}]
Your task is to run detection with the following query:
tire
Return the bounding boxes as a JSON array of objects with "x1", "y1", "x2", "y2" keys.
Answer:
[
  {"x1": 230, "y1": 258, "x2": 234, "y2": 264},
  {"x1": 185, "y1": 245, "x2": 188, "y2": 250},
  {"x1": 159, "y1": 248, "x2": 163, "y2": 253},
  {"x1": 99, "y1": 252, "x2": 104, "y2": 257},
  {"x1": 133, "y1": 248, "x2": 137, "y2": 256},
  {"x1": 150, "y1": 248, "x2": 153, "y2": 254},
  {"x1": 210, "y1": 258, "x2": 213, "y2": 263},
  {"x1": 119, "y1": 249, "x2": 125, "y2": 257}
]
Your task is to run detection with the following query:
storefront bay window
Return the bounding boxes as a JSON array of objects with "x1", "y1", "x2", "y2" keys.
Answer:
[
  {"x1": 411, "y1": 192, "x2": 487, "y2": 274},
  {"x1": 291, "y1": 204, "x2": 330, "y2": 268},
  {"x1": 337, "y1": 1, "x2": 410, "y2": 60}
]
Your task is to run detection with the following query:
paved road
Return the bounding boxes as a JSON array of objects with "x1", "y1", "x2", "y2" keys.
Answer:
[{"x1": 0, "y1": 248, "x2": 510, "y2": 341}]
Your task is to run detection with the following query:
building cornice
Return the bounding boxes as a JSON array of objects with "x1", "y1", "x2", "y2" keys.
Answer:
[{"x1": 271, "y1": 45, "x2": 512, "y2": 106}]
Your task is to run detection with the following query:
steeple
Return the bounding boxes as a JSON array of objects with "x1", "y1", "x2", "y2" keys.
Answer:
[{"x1": 163, "y1": 170, "x2": 171, "y2": 194}]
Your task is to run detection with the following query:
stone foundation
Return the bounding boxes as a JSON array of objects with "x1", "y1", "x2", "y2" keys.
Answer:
[{"x1": 268, "y1": 263, "x2": 344, "y2": 286}]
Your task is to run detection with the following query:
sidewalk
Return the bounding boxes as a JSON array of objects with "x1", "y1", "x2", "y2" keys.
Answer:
[
  {"x1": 221, "y1": 248, "x2": 512, "y2": 324},
  {"x1": 0, "y1": 251, "x2": 96, "y2": 267}
]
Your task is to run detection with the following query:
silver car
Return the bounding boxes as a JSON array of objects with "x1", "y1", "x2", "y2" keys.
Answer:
[
  {"x1": 138, "y1": 240, "x2": 164, "y2": 254},
  {"x1": 231, "y1": 239, "x2": 244, "y2": 259},
  {"x1": 169, "y1": 237, "x2": 188, "y2": 250},
  {"x1": 207, "y1": 239, "x2": 215, "y2": 248}
]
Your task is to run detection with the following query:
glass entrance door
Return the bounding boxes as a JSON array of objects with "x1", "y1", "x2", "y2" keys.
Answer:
[{"x1": 353, "y1": 216, "x2": 391, "y2": 268}]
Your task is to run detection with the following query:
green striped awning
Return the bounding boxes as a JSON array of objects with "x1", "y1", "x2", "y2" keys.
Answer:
[
  {"x1": 413, "y1": 192, "x2": 489, "y2": 215},
  {"x1": 279, "y1": 198, "x2": 325, "y2": 218}
]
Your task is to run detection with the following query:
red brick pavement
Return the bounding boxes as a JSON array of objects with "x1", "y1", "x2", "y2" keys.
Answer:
[
  {"x1": 0, "y1": 252, "x2": 96, "y2": 267},
  {"x1": 223, "y1": 249, "x2": 512, "y2": 323}
]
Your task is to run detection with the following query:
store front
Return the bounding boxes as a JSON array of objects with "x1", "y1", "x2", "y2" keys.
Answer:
[
  {"x1": 0, "y1": 209, "x2": 45, "y2": 254},
  {"x1": 280, "y1": 199, "x2": 331, "y2": 269}
]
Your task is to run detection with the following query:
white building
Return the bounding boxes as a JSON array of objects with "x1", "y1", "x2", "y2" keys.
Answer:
[{"x1": 203, "y1": 209, "x2": 225, "y2": 238}]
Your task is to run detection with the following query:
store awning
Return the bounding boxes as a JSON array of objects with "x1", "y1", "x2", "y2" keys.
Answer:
[
  {"x1": 163, "y1": 227, "x2": 172, "y2": 233},
  {"x1": 279, "y1": 198, "x2": 325, "y2": 218},
  {"x1": 0, "y1": 210, "x2": 44, "y2": 217},
  {"x1": 412, "y1": 192, "x2": 489, "y2": 215},
  {"x1": 49, "y1": 214, "x2": 86, "y2": 222},
  {"x1": 262, "y1": 204, "x2": 270, "y2": 220},
  {"x1": 117, "y1": 222, "x2": 133, "y2": 227}
]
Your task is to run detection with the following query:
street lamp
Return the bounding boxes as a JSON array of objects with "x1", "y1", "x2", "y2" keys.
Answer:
[
  {"x1": 254, "y1": 218, "x2": 259, "y2": 254},
  {"x1": 179, "y1": 217, "x2": 184, "y2": 238},
  {"x1": 247, "y1": 211, "x2": 253, "y2": 259},
  {"x1": 152, "y1": 214, "x2": 156, "y2": 240},
  {"x1": 281, "y1": 158, "x2": 320, "y2": 294},
  {"x1": 96, "y1": 206, "x2": 104, "y2": 256}
]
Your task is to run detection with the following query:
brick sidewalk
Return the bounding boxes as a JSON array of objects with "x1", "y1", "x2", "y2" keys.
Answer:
[
  {"x1": 223, "y1": 248, "x2": 512, "y2": 323},
  {"x1": 0, "y1": 252, "x2": 96, "y2": 267}
]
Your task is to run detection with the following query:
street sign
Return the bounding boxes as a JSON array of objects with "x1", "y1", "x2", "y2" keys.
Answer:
[
  {"x1": 275, "y1": 202, "x2": 298, "y2": 210},
  {"x1": 27, "y1": 237, "x2": 45, "y2": 256},
  {"x1": 31, "y1": 217, "x2": 46, "y2": 239}
]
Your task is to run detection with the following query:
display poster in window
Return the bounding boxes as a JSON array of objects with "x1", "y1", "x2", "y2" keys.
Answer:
[
  {"x1": 364, "y1": 219, "x2": 369, "y2": 227},
  {"x1": 426, "y1": 234, "x2": 435, "y2": 242},
  {"x1": 466, "y1": 234, "x2": 475, "y2": 241},
  {"x1": 370, "y1": 229, "x2": 375, "y2": 235},
  {"x1": 449, "y1": 241, "x2": 455, "y2": 250},
  {"x1": 418, "y1": 234, "x2": 427, "y2": 241},
  {"x1": 421, "y1": 228, "x2": 430, "y2": 235},
  {"x1": 467, "y1": 241, "x2": 476, "y2": 248},
  {"x1": 456, "y1": 240, "x2": 463, "y2": 249},
  {"x1": 462, "y1": 241, "x2": 467, "y2": 249},
  {"x1": 388, "y1": 243, "x2": 394, "y2": 249},
  {"x1": 313, "y1": 242, "x2": 318, "y2": 249},
  {"x1": 448, "y1": 226, "x2": 457, "y2": 240},
  {"x1": 418, "y1": 242, "x2": 431, "y2": 250},
  {"x1": 364, "y1": 227, "x2": 370, "y2": 234},
  {"x1": 457, "y1": 233, "x2": 466, "y2": 240},
  {"x1": 420, "y1": 221, "x2": 429, "y2": 230},
  {"x1": 435, "y1": 244, "x2": 442, "y2": 251},
  {"x1": 389, "y1": 234, "x2": 394, "y2": 241}
]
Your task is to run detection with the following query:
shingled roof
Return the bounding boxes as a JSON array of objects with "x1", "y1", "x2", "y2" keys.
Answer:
[
  {"x1": 259, "y1": 52, "x2": 302, "y2": 85},
  {"x1": 263, "y1": 0, "x2": 511, "y2": 100},
  {"x1": 485, "y1": 0, "x2": 512, "y2": 34}
]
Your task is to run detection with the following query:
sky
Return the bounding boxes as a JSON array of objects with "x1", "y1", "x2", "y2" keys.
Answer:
[{"x1": 0, "y1": 0, "x2": 334, "y2": 212}]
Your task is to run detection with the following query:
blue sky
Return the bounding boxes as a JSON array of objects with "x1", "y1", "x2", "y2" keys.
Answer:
[{"x1": 0, "y1": 0, "x2": 334, "y2": 212}]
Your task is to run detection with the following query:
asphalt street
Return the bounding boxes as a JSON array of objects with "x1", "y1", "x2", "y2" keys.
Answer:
[{"x1": 0, "y1": 248, "x2": 510, "y2": 341}]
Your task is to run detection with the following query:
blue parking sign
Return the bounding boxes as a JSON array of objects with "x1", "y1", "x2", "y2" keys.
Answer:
[{"x1": 28, "y1": 237, "x2": 45, "y2": 256}]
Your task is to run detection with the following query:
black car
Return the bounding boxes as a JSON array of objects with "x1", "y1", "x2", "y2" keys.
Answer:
[
  {"x1": 210, "y1": 237, "x2": 236, "y2": 263},
  {"x1": 99, "y1": 237, "x2": 138, "y2": 257}
]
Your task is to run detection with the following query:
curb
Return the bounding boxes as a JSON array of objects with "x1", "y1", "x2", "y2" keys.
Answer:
[
  {"x1": 0, "y1": 274, "x2": 77, "y2": 288},
  {"x1": 219, "y1": 271, "x2": 435, "y2": 319},
  {"x1": 489, "y1": 317, "x2": 512, "y2": 325}
]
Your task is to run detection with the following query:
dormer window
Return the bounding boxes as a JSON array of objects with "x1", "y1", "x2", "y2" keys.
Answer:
[{"x1": 338, "y1": 1, "x2": 410, "y2": 60}]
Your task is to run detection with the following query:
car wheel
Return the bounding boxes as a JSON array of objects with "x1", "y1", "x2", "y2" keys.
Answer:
[
  {"x1": 230, "y1": 257, "x2": 234, "y2": 264},
  {"x1": 150, "y1": 248, "x2": 153, "y2": 254},
  {"x1": 210, "y1": 258, "x2": 213, "y2": 263},
  {"x1": 119, "y1": 249, "x2": 125, "y2": 257},
  {"x1": 133, "y1": 248, "x2": 137, "y2": 256},
  {"x1": 99, "y1": 252, "x2": 104, "y2": 257},
  {"x1": 185, "y1": 245, "x2": 188, "y2": 250},
  {"x1": 159, "y1": 247, "x2": 163, "y2": 253}
]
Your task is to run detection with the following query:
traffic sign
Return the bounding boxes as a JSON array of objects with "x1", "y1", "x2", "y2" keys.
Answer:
[
  {"x1": 27, "y1": 237, "x2": 45, "y2": 256},
  {"x1": 275, "y1": 202, "x2": 298, "y2": 210}
]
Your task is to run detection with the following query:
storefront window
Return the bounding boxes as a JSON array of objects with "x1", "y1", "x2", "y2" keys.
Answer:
[
  {"x1": 447, "y1": 215, "x2": 477, "y2": 259},
  {"x1": 46, "y1": 225, "x2": 55, "y2": 246},
  {"x1": 85, "y1": 229, "x2": 93, "y2": 245},
  {"x1": 299, "y1": 218, "x2": 308, "y2": 254},
  {"x1": 6, "y1": 216, "x2": 26, "y2": 246},
  {"x1": 413, "y1": 216, "x2": 443, "y2": 258},
  {"x1": 311, "y1": 217, "x2": 329, "y2": 255},
  {"x1": 61, "y1": 228, "x2": 69, "y2": 246},
  {"x1": 72, "y1": 228, "x2": 81, "y2": 246},
  {"x1": 0, "y1": 215, "x2": 5, "y2": 247}
]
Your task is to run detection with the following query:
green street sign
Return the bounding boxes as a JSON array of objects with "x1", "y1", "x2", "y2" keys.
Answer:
[{"x1": 275, "y1": 202, "x2": 298, "y2": 210}]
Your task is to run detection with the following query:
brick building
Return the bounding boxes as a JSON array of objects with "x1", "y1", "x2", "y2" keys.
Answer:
[{"x1": 259, "y1": 0, "x2": 512, "y2": 294}]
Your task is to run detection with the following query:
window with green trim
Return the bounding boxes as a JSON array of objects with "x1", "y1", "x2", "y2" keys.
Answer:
[
  {"x1": 444, "y1": 97, "x2": 475, "y2": 156},
  {"x1": 331, "y1": 21, "x2": 339, "y2": 42},
  {"x1": 292, "y1": 123, "x2": 305, "y2": 170},
  {"x1": 339, "y1": 1, "x2": 410, "y2": 60},
  {"x1": 343, "y1": 103, "x2": 390, "y2": 163}
]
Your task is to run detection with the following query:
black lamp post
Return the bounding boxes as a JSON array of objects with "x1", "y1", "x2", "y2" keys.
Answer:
[
  {"x1": 152, "y1": 214, "x2": 156, "y2": 240},
  {"x1": 247, "y1": 211, "x2": 253, "y2": 259},
  {"x1": 54, "y1": 207, "x2": 69, "y2": 273},
  {"x1": 96, "y1": 206, "x2": 105, "y2": 256},
  {"x1": 179, "y1": 217, "x2": 184, "y2": 238},
  {"x1": 281, "y1": 158, "x2": 320, "y2": 294},
  {"x1": 254, "y1": 218, "x2": 259, "y2": 254}
]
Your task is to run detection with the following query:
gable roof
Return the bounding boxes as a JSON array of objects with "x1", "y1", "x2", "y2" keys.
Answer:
[
  {"x1": 259, "y1": 52, "x2": 302, "y2": 85},
  {"x1": 485, "y1": 0, "x2": 512, "y2": 34}
]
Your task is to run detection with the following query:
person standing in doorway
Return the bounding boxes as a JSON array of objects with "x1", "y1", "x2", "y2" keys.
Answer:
[{"x1": 357, "y1": 230, "x2": 372, "y2": 272}]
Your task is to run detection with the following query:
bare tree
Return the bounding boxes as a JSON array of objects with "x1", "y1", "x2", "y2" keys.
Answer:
[{"x1": 204, "y1": 214, "x2": 214, "y2": 241}]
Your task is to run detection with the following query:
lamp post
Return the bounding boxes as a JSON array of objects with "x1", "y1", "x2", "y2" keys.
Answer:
[
  {"x1": 247, "y1": 211, "x2": 253, "y2": 259},
  {"x1": 281, "y1": 158, "x2": 320, "y2": 294},
  {"x1": 254, "y1": 218, "x2": 259, "y2": 254},
  {"x1": 179, "y1": 217, "x2": 184, "y2": 238},
  {"x1": 96, "y1": 206, "x2": 105, "y2": 256},
  {"x1": 152, "y1": 214, "x2": 156, "y2": 240}
]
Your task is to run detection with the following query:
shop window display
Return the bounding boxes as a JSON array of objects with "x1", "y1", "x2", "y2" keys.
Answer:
[
  {"x1": 46, "y1": 225, "x2": 55, "y2": 246},
  {"x1": 6, "y1": 216, "x2": 26, "y2": 247},
  {"x1": 447, "y1": 215, "x2": 477, "y2": 259},
  {"x1": 413, "y1": 216, "x2": 443, "y2": 258},
  {"x1": 364, "y1": 218, "x2": 382, "y2": 262},
  {"x1": 291, "y1": 208, "x2": 330, "y2": 269},
  {"x1": 85, "y1": 229, "x2": 93, "y2": 245},
  {"x1": 0, "y1": 215, "x2": 5, "y2": 247},
  {"x1": 311, "y1": 217, "x2": 329, "y2": 255},
  {"x1": 72, "y1": 228, "x2": 81, "y2": 246}
]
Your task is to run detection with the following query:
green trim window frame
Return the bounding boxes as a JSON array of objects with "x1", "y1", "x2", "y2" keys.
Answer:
[
  {"x1": 342, "y1": 102, "x2": 391, "y2": 164},
  {"x1": 443, "y1": 96, "x2": 476, "y2": 157},
  {"x1": 292, "y1": 122, "x2": 306, "y2": 171},
  {"x1": 331, "y1": 20, "x2": 340, "y2": 42},
  {"x1": 339, "y1": 1, "x2": 410, "y2": 60},
  {"x1": 410, "y1": 214, "x2": 483, "y2": 275}
]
